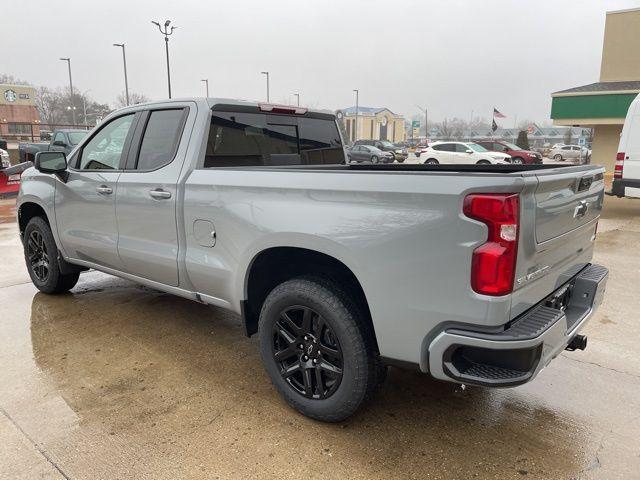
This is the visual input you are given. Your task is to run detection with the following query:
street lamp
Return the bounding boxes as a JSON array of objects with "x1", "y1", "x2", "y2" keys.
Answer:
[
  {"x1": 60, "y1": 57, "x2": 76, "y2": 125},
  {"x1": 113, "y1": 43, "x2": 130, "y2": 106},
  {"x1": 416, "y1": 104, "x2": 428, "y2": 141},
  {"x1": 260, "y1": 71, "x2": 270, "y2": 102},
  {"x1": 152, "y1": 20, "x2": 176, "y2": 99},
  {"x1": 353, "y1": 89, "x2": 359, "y2": 142},
  {"x1": 293, "y1": 93, "x2": 300, "y2": 107},
  {"x1": 201, "y1": 79, "x2": 209, "y2": 97}
]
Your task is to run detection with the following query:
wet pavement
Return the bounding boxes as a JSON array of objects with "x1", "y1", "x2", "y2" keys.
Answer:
[{"x1": 1, "y1": 197, "x2": 639, "y2": 480}]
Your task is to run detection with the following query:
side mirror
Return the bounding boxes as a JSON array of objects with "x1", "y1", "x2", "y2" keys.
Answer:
[
  {"x1": 466, "y1": 149, "x2": 473, "y2": 154},
  {"x1": 35, "y1": 151, "x2": 68, "y2": 177},
  {"x1": 52, "y1": 140, "x2": 67, "y2": 147}
]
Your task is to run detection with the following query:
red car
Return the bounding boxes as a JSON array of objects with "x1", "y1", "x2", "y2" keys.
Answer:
[
  {"x1": 475, "y1": 140, "x2": 543, "y2": 165},
  {"x1": 0, "y1": 162, "x2": 30, "y2": 198}
]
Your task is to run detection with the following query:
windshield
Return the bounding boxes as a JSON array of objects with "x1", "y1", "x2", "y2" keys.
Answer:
[
  {"x1": 68, "y1": 131, "x2": 88, "y2": 145},
  {"x1": 502, "y1": 141, "x2": 521, "y2": 150},
  {"x1": 467, "y1": 143, "x2": 488, "y2": 152}
]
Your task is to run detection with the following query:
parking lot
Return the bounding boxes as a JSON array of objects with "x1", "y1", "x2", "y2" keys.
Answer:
[{"x1": 1, "y1": 194, "x2": 639, "y2": 480}]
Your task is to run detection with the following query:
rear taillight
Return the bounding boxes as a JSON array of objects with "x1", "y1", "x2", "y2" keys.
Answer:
[
  {"x1": 614, "y1": 152, "x2": 625, "y2": 179},
  {"x1": 463, "y1": 193, "x2": 520, "y2": 296}
]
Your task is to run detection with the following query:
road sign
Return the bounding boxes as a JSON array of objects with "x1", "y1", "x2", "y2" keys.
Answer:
[
  {"x1": 578, "y1": 137, "x2": 586, "y2": 146},
  {"x1": 411, "y1": 120, "x2": 420, "y2": 128}
]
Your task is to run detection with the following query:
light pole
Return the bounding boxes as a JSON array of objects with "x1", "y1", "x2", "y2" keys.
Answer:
[
  {"x1": 81, "y1": 89, "x2": 91, "y2": 127},
  {"x1": 261, "y1": 71, "x2": 270, "y2": 102},
  {"x1": 113, "y1": 43, "x2": 130, "y2": 106},
  {"x1": 152, "y1": 20, "x2": 176, "y2": 99},
  {"x1": 416, "y1": 104, "x2": 428, "y2": 141},
  {"x1": 353, "y1": 89, "x2": 359, "y2": 142},
  {"x1": 201, "y1": 79, "x2": 209, "y2": 97},
  {"x1": 60, "y1": 57, "x2": 76, "y2": 125},
  {"x1": 293, "y1": 93, "x2": 300, "y2": 107}
]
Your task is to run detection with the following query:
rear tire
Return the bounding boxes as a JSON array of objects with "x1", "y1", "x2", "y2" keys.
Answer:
[
  {"x1": 258, "y1": 277, "x2": 381, "y2": 422},
  {"x1": 24, "y1": 217, "x2": 80, "y2": 294},
  {"x1": 476, "y1": 160, "x2": 491, "y2": 165},
  {"x1": 512, "y1": 157, "x2": 524, "y2": 164},
  {"x1": 424, "y1": 158, "x2": 439, "y2": 165}
]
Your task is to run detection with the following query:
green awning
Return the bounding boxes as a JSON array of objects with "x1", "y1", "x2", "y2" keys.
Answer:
[{"x1": 551, "y1": 93, "x2": 637, "y2": 120}]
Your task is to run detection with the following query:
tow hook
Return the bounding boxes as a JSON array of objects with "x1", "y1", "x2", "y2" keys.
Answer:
[{"x1": 566, "y1": 334, "x2": 588, "y2": 351}]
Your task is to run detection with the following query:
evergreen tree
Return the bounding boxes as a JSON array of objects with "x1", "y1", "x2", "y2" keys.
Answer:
[{"x1": 516, "y1": 130, "x2": 530, "y2": 150}]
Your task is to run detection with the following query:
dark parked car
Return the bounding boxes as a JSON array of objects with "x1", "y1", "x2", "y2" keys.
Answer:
[
  {"x1": 354, "y1": 139, "x2": 407, "y2": 162},
  {"x1": 347, "y1": 145, "x2": 394, "y2": 163},
  {"x1": 18, "y1": 129, "x2": 89, "y2": 163},
  {"x1": 475, "y1": 140, "x2": 543, "y2": 165}
]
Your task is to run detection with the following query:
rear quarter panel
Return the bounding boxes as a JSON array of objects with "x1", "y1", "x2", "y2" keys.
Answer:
[{"x1": 183, "y1": 168, "x2": 527, "y2": 365}]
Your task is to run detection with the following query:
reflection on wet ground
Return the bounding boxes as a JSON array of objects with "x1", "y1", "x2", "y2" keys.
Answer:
[{"x1": 1, "y1": 196, "x2": 639, "y2": 479}]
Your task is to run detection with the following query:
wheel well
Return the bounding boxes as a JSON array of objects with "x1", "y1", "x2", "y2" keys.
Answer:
[
  {"x1": 243, "y1": 247, "x2": 378, "y2": 351},
  {"x1": 18, "y1": 202, "x2": 48, "y2": 235}
]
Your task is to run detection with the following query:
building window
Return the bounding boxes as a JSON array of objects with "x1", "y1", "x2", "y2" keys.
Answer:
[{"x1": 8, "y1": 123, "x2": 32, "y2": 135}]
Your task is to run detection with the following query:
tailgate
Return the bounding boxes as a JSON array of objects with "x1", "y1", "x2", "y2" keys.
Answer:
[
  {"x1": 534, "y1": 169, "x2": 603, "y2": 242},
  {"x1": 510, "y1": 166, "x2": 605, "y2": 318}
]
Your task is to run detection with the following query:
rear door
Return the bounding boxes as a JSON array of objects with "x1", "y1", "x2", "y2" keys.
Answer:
[
  {"x1": 115, "y1": 105, "x2": 192, "y2": 286},
  {"x1": 621, "y1": 108, "x2": 640, "y2": 192}
]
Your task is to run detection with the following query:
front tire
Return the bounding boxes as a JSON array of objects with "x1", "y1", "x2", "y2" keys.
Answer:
[
  {"x1": 554, "y1": 154, "x2": 563, "y2": 161},
  {"x1": 424, "y1": 158, "x2": 439, "y2": 165},
  {"x1": 371, "y1": 155, "x2": 379, "y2": 164},
  {"x1": 24, "y1": 217, "x2": 80, "y2": 294},
  {"x1": 512, "y1": 157, "x2": 524, "y2": 164},
  {"x1": 258, "y1": 277, "x2": 381, "y2": 422},
  {"x1": 476, "y1": 159, "x2": 491, "y2": 165}
]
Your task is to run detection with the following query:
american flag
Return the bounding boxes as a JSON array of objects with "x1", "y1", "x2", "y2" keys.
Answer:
[{"x1": 493, "y1": 108, "x2": 506, "y2": 119}]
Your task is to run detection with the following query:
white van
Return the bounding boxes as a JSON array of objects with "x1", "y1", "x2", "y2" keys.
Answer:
[{"x1": 612, "y1": 93, "x2": 640, "y2": 198}]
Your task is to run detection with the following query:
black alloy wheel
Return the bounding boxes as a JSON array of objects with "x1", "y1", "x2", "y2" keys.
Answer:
[
  {"x1": 27, "y1": 230, "x2": 49, "y2": 282},
  {"x1": 272, "y1": 305, "x2": 344, "y2": 399}
]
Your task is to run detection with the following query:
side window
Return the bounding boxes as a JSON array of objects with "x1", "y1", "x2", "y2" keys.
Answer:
[
  {"x1": 53, "y1": 132, "x2": 66, "y2": 145},
  {"x1": 136, "y1": 109, "x2": 186, "y2": 171},
  {"x1": 455, "y1": 144, "x2": 469, "y2": 152},
  {"x1": 78, "y1": 114, "x2": 135, "y2": 170},
  {"x1": 562, "y1": 146, "x2": 572, "y2": 151}
]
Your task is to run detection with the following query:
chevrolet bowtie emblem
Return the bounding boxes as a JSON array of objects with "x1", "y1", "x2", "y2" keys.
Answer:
[{"x1": 574, "y1": 200, "x2": 589, "y2": 219}]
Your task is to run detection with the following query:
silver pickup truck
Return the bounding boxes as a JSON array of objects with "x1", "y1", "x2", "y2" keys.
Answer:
[{"x1": 17, "y1": 98, "x2": 608, "y2": 421}]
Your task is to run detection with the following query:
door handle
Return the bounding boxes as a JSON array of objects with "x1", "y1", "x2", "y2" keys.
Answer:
[
  {"x1": 149, "y1": 188, "x2": 172, "y2": 199},
  {"x1": 96, "y1": 185, "x2": 113, "y2": 195}
]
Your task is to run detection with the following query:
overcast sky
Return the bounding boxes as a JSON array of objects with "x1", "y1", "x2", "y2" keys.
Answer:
[{"x1": 4, "y1": 0, "x2": 640, "y2": 123}]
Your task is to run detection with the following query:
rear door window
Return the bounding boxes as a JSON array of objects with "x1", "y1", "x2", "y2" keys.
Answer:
[
  {"x1": 204, "y1": 111, "x2": 344, "y2": 167},
  {"x1": 136, "y1": 109, "x2": 187, "y2": 171}
]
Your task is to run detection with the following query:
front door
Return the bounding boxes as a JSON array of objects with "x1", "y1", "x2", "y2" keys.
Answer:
[
  {"x1": 55, "y1": 113, "x2": 137, "y2": 269},
  {"x1": 115, "y1": 106, "x2": 190, "y2": 286}
]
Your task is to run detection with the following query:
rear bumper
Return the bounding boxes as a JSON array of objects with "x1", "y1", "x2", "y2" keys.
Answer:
[
  {"x1": 611, "y1": 178, "x2": 640, "y2": 197},
  {"x1": 427, "y1": 263, "x2": 608, "y2": 387}
]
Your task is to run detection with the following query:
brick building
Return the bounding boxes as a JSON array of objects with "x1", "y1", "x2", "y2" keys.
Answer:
[{"x1": 0, "y1": 84, "x2": 40, "y2": 139}]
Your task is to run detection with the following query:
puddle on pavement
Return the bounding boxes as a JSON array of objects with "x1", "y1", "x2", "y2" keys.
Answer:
[{"x1": 1, "y1": 273, "x2": 625, "y2": 479}]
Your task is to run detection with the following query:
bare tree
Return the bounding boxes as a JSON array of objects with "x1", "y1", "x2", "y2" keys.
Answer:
[
  {"x1": 115, "y1": 91, "x2": 149, "y2": 108},
  {"x1": 0, "y1": 73, "x2": 30, "y2": 85},
  {"x1": 35, "y1": 86, "x2": 65, "y2": 124}
]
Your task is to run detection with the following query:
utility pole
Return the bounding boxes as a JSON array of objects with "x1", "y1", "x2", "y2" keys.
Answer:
[
  {"x1": 60, "y1": 57, "x2": 76, "y2": 125},
  {"x1": 201, "y1": 79, "x2": 209, "y2": 97},
  {"x1": 261, "y1": 71, "x2": 270, "y2": 102},
  {"x1": 152, "y1": 20, "x2": 176, "y2": 99},
  {"x1": 353, "y1": 89, "x2": 359, "y2": 142},
  {"x1": 293, "y1": 93, "x2": 300, "y2": 107},
  {"x1": 113, "y1": 43, "x2": 130, "y2": 106}
]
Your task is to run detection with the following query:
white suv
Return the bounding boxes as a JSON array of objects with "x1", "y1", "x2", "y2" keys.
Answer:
[{"x1": 421, "y1": 142, "x2": 511, "y2": 165}]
